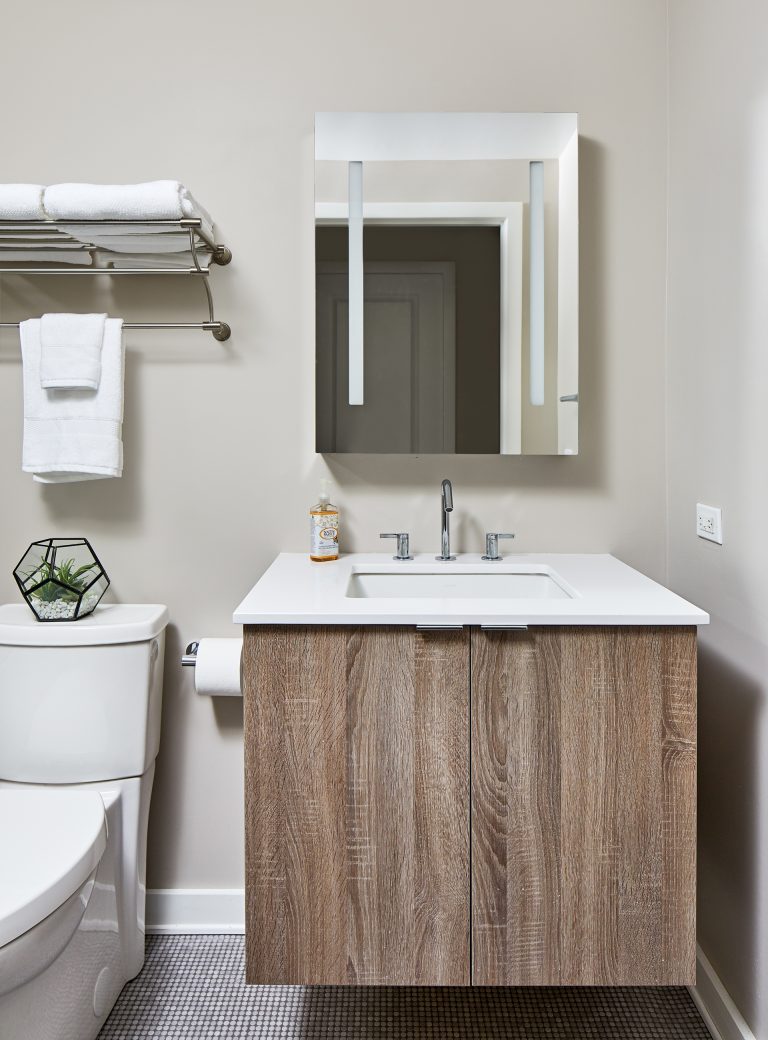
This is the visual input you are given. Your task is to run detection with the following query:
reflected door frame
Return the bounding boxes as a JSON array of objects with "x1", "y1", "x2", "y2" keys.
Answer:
[{"x1": 316, "y1": 202, "x2": 524, "y2": 454}]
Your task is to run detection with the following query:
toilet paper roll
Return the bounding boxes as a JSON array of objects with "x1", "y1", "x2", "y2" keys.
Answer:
[{"x1": 194, "y1": 638, "x2": 243, "y2": 697}]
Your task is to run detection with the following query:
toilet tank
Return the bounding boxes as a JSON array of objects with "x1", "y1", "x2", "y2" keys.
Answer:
[{"x1": 0, "y1": 604, "x2": 168, "y2": 784}]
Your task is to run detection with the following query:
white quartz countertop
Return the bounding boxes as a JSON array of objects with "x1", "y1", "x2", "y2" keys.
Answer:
[{"x1": 233, "y1": 553, "x2": 709, "y2": 626}]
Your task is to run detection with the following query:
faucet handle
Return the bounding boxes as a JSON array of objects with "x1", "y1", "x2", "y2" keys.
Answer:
[
  {"x1": 380, "y1": 532, "x2": 413, "y2": 561},
  {"x1": 482, "y1": 532, "x2": 515, "y2": 561}
]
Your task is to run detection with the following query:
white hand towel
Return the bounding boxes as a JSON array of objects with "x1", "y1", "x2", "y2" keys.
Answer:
[
  {"x1": 20, "y1": 318, "x2": 125, "y2": 482},
  {"x1": 0, "y1": 184, "x2": 45, "y2": 219},
  {"x1": 43, "y1": 181, "x2": 214, "y2": 238},
  {"x1": 40, "y1": 313, "x2": 106, "y2": 390}
]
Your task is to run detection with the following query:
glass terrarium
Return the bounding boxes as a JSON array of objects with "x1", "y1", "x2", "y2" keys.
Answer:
[{"x1": 13, "y1": 538, "x2": 110, "y2": 622}]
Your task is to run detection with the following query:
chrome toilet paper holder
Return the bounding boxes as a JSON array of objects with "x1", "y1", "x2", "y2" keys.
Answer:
[{"x1": 181, "y1": 641, "x2": 199, "y2": 667}]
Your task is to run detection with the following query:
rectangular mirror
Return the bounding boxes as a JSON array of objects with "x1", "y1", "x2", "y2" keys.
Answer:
[{"x1": 315, "y1": 112, "x2": 579, "y2": 455}]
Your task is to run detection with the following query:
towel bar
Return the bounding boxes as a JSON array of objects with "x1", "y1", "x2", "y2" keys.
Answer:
[
  {"x1": 0, "y1": 219, "x2": 232, "y2": 340},
  {"x1": 0, "y1": 267, "x2": 208, "y2": 275},
  {"x1": 0, "y1": 319, "x2": 231, "y2": 340}
]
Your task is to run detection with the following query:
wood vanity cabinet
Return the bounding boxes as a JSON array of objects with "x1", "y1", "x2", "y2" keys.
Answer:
[{"x1": 243, "y1": 625, "x2": 696, "y2": 987}]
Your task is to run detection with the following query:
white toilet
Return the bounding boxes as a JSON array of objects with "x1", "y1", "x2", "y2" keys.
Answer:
[{"x1": 0, "y1": 602, "x2": 168, "y2": 1040}]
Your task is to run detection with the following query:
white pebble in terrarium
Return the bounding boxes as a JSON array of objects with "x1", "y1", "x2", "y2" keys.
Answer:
[{"x1": 34, "y1": 599, "x2": 78, "y2": 620}]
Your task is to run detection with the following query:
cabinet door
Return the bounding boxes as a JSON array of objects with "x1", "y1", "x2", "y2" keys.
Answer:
[
  {"x1": 244, "y1": 625, "x2": 470, "y2": 985},
  {"x1": 471, "y1": 626, "x2": 696, "y2": 986}
]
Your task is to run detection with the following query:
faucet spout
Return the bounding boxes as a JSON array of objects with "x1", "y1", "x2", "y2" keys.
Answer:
[
  {"x1": 437, "y1": 479, "x2": 457, "y2": 561},
  {"x1": 441, "y1": 479, "x2": 453, "y2": 512}
]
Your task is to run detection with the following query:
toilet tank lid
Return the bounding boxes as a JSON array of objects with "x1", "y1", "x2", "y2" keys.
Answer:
[{"x1": 0, "y1": 603, "x2": 169, "y2": 646}]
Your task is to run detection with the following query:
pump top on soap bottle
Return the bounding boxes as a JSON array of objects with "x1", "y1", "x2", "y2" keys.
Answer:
[{"x1": 310, "y1": 480, "x2": 340, "y2": 562}]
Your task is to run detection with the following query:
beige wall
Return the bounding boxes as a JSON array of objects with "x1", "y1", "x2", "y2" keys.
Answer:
[
  {"x1": 0, "y1": 0, "x2": 668, "y2": 889},
  {"x1": 668, "y1": 2, "x2": 768, "y2": 1034}
]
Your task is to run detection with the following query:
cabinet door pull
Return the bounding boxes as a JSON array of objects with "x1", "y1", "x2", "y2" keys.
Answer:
[
  {"x1": 416, "y1": 624, "x2": 464, "y2": 631},
  {"x1": 480, "y1": 624, "x2": 529, "y2": 631}
]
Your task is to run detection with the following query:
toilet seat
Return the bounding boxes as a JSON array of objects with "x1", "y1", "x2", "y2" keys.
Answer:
[{"x1": 0, "y1": 788, "x2": 106, "y2": 948}]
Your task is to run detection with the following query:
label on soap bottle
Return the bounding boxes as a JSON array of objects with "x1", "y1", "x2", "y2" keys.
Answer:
[{"x1": 310, "y1": 511, "x2": 339, "y2": 560}]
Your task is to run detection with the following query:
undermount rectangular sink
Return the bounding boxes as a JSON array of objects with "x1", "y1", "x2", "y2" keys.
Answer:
[{"x1": 346, "y1": 568, "x2": 574, "y2": 600}]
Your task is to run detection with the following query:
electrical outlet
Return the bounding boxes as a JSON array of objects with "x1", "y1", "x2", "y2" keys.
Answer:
[{"x1": 696, "y1": 503, "x2": 723, "y2": 544}]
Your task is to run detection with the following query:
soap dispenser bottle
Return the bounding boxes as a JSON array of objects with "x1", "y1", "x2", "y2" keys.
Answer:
[{"x1": 310, "y1": 481, "x2": 340, "y2": 562}]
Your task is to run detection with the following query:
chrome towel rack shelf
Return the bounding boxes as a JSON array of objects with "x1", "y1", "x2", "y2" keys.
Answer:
[{"x1": 0, "y1": 218, "x2": 232, "y2": 341}]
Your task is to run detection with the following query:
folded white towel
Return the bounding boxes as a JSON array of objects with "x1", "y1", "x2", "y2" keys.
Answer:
[
  {"x1": 64, "y1": 231, "x2": 192, "y2": 253},
  {"x1": 43, "y1": 181, "x2": 214, "y2": 238},
  {"x1": 0, "y1": 184, "x2": 45, "y2": 220},
  {"x1": 40, "y1": 313, "x2": 106, "y2": 390},
  {"x1": 20, "y1": 318, "x2": 124, "y2": 482},
  {"x1": 0, "y1": 237, "x2": 86, "y2": 247},
  {"x1": 60, "y1": 222, "x2": 195, "y2": 237},
  {"x1": 101, "y1": 251, "x2": 210, "y2": 270},
  {"x1": 0, "y1": 250, "x2": 93, "y2": 265}
]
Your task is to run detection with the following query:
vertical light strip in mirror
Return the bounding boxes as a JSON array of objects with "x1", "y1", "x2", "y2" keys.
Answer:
[
  {"x1": 529, "y1": 160, "x2": 545, "y2": 406},
  {"x1": 348, "y1": 161, "x2": 364, "y2": 406}
]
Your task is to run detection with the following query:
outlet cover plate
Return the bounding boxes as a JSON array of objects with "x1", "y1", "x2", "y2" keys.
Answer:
[{"x1": 696, "y1": 503, "x2": 723, "y2": 544}]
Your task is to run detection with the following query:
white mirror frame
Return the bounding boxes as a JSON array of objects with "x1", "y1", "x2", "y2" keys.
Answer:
[{"x1": 315, "y1": 112, "x2": 579, "y2": 455}]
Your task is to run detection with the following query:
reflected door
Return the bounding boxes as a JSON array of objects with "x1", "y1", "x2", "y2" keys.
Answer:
[{"x1": 316, "y1": 261, "x2": 455, "y2": 453}]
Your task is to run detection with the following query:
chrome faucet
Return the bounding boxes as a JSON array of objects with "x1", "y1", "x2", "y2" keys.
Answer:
[{"x1": 436, "y1": 479, "x2": 457, "y2": 561}]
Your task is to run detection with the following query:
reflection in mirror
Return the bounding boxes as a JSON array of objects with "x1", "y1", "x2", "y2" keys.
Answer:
[{"x1": 314, "y1": 113, "x2": 578, "y2": 455}]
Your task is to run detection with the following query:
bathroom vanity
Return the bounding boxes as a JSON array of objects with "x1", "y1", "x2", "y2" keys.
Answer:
[{"x1": 235, "y1": 554, "x2": 708, "y2": 987}]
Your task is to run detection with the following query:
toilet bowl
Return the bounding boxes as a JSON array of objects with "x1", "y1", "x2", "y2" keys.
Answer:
[
  {"x1": 0, "y1": 790, "x2": 106, "y2": 999},
  {"x1": 0, "y1": 603, "x2": 168, "y2": 1040}
]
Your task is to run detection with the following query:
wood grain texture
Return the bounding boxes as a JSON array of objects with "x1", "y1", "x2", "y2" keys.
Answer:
[
  {"x1": 244, "y1": 625, "x2": 470, "y2": 985},
  {"x1": 470, "y1": 626, "x2": 697, "y2": 987}
]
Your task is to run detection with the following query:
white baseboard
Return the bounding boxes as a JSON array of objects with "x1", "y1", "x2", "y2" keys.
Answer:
[
  {"x1": 146, "y1": 889, "x2": 245, "y2": 934},
  {"x1": 691, "y1": 946, "x2": 756, "y2": 1040}
]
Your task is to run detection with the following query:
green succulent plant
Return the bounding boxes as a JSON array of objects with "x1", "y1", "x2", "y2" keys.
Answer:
[{"x1": 28, "y1": 558, "x2": 98, "y2": 602}]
